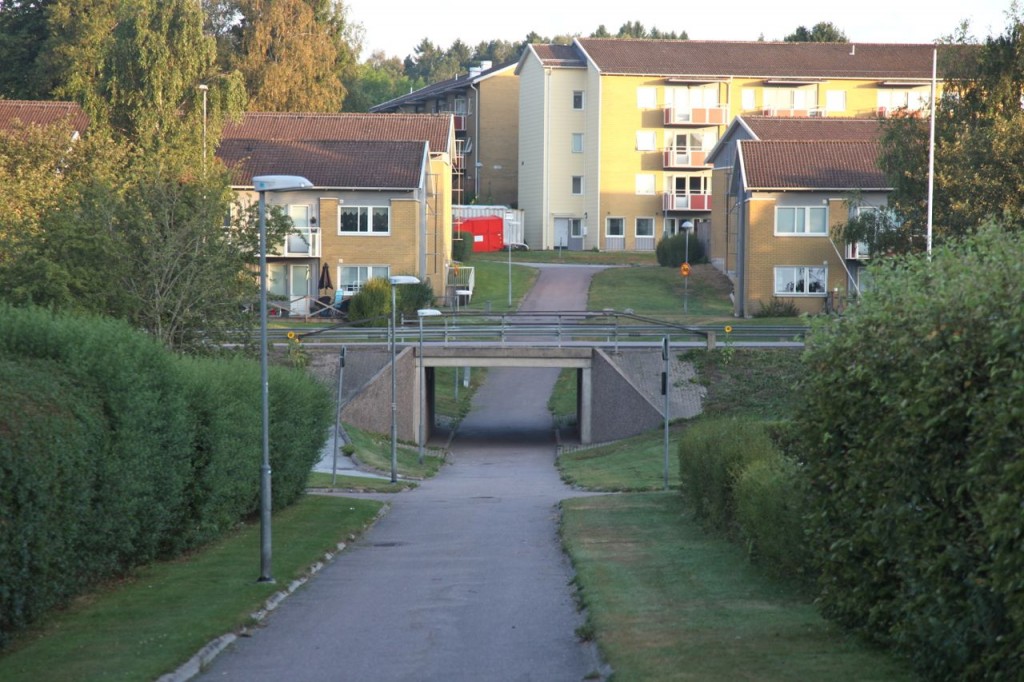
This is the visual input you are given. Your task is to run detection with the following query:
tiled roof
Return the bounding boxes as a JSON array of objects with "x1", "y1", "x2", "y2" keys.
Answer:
[
  {"x1": 576, "y1": 39, "x2": 947, "y2": 80},
  {"x1": 0, "y1": 100, "x2": 89, "y2": 134},
  {"x1": 739, "y1": 140, "x2": 888, "y2": 190},
  {"x1": 218, "y1": 138, "x2": 426, "y2": 189},
  {"x1": 531, "y1": 44, "x2": 586, "y2": 67},
  {"x1": 369, "y1": 62, "x2": 514, "y2": 111},
  {"x1": 221, "y1": 112, "x2": 451, "y2": 155},
  {"x1": 742, "y1": 116, "x2": 883, "y2": 142}
]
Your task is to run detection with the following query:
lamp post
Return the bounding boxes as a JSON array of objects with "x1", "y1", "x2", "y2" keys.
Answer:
[
  {"x1": 253, "y1": 174, "x2": 313, "y2": 583},
  {"x1": 389, "y1": 275, "x2": 421, "y2": 483},
  {"x1": 417, "y1": 308, "x2": 442, "y2": 464},
  {"x1": 682, "y1": 220, "x2": 694, "y2": 314}
]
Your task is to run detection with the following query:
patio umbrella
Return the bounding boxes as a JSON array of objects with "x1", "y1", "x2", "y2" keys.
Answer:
[{"x1": 318, "y1": 263, "x2": 333, "y2": 291}]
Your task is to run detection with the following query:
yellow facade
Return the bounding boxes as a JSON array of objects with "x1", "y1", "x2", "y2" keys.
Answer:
[{"x1": 474, "y1": 70, "x2": 519, "y2": 206}]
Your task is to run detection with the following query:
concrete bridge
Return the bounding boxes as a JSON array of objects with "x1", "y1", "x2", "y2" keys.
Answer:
[{"x1": 312, "y1": 343, "x2": 704, "y2": 446}]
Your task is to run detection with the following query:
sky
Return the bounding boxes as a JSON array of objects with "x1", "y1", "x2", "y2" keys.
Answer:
[{"x1": 347, "y1": 0, "x2": 1015, "y2": 61}]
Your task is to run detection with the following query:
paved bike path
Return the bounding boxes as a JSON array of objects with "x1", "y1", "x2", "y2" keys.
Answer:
[{"x1": 198, "y1": 265, "x2": 610, "y2": 681}]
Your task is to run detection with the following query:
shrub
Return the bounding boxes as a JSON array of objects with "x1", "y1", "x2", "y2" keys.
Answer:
[
  {"x1": 451, "y1": 230, "x2": 474, "y2": 262},
  {"x1": 656, "y1": 232, "x2": 704, "y2": 268},
  {"x1": 346, "y1": 277, "x2": 392, "y2": 326},
  {"x1": 753, "y1": 299, "x2": 800, "y2": 318},
  {"x1": 677, "y1": 417, "x2": 774, "y2": 534},
  {"x1": 795, "y1": 224, "x2": 1024, "y2": 679}
]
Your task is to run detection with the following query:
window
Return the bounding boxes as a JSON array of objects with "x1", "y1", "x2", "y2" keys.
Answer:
[
  {"x1": 825, "y1": 90, "x2": 846, "y2": 112},
  {"x1": 606, "y1": 217, "x2": 624, "y2": 237},
  {"x1": 878, "y1": 89, "x2": 928, "y2": 112},
  {"x1": 636, "y1": 131, "x2": 656, "y2": 151},
  {"x1": 741, "y1": 88, "x2": 756, "y2": 111},
  {"x1": 635, "y1": 174, "x2": 655, "y2": 195},
  {"x1": 573, "y1": 90, "x2": 585, "y2": 110},
  {"x1": 339, "y1": 265, "x2": 390, "y2": 294},
  {"x1": 764, "y1": 87, "x2": 814, "y2": 111},
  {"x1": 571, "y1": 133, "x2": 583, "y2": 153},
  {"x1": 571, "y1": 176, "x2": 584, "y2": 195},
  {"x1": 636, "y1": 87, "x2": 657, "y2": 109},
  {"x1": 635, "y1": 217, "x2": 655, "y2": 237},
  {"x1": 775, "y1": 266, "x2": 827, "y2": 295},
  {"x1": 775, "y1": 206, "x2": 827, "y2": 235},
  {"x1": 453, "y1": 97, "x2": 468, "y2": 115},
  {"x1": 570, "y1": 218, "x2": 583, "y2": 238},
  {"x1": 288, "y1": 204, "x2": 310, "y2": 227},
  {"x1": 339, "y1": 205, "x2": 390, "y2": 234}
]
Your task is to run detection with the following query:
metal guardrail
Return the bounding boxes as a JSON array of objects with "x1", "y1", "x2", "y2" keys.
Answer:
[{"x1": 269, "y1": 311, "x2": 809, "y2": 350}]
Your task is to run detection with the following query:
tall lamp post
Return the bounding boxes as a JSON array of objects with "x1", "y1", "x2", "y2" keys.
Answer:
[
  {"x1": 417, "y1": 308, "x2": 442, "y2": 464},
  {"x1": 389, "y1": 275, "x2": 421, "y2": 483},
  {"x1": 681, "y1": 220, "x2": 694, "y2": 314},
  {"x1": 253, "y1": 174, "x2": 313, "y2": 583}
]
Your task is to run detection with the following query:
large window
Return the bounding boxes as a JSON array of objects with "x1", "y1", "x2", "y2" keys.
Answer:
[
  {"x1": 776, "y1": 206, "x2": 827, "y2": 235},
  {"x1": 606, "y1": 217, "x2": 624, "y2": 237},
  {"x1": 339, "y1": 205, "x2": 390, "y2": 234},
  {"x1": 636, "y1": 131, "x2": 656, "y2": 151},
  {"x1": 636, "y1": 87, "x2": 657, "y2": 109},
  {"x1": 635, "y1": 217, "x2": 655, "y2": 237},
  {"x1": 775, "y1": 266, "x2": 827, "y2": 295},
  {"x1": 571, "y1": 133, "x2": 584, "y2": 153},
  {"x1": 339, "y1": 265, "x2": 390, "y2": 294}
]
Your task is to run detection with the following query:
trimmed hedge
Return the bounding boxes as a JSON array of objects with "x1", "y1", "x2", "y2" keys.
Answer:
[
  {"x1": 0, "y1": 305, "x2": 331, "y2": 649},
  {"x1": 795, "y1": 224, "x2": 1024, "y2": 679},
  {"x1": 656, "y1": 232, "x2": 704, "y2": 268},
  {"x1": 678, "y1": 417, "x2": 808, "y2": 580}
]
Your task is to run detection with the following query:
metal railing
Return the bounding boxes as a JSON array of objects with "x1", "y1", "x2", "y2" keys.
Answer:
[{"x1": 276, "y1": 310, "x2": 809, "y2": 350}]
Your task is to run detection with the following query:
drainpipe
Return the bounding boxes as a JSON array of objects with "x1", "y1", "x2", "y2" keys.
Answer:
[
  {"x1": 470, "y1": 81, "x2": 480, "y2": 201},
  {"x1": 736, "y1": 191, "x2": 750, "y2": 318}
]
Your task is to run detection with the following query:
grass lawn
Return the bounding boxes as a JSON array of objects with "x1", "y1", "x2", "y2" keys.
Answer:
[
  {"x1": 562, "y1": 493, "x2": 915, "y2": 682},
  {"x1": 341, "y1": 422, "x2": 446, "y2": 480},
  {"x1": 559, "y1": 426, "x2": 684, "y2": 492},
  {"x1": 480, "y1": 249, "x2": 658, "y2": 267},
  {"x1": 453, "y1": 257, "x2": 538, "y2": 313},
  {"x1": 588, "y1": 263, "x2": 735, "y2": 323},
  {"x1": 306, "y1": 471, "x2": 411, "y2": 493},
  {"x1": 0, "y1": 495, "x2": 384, "y2": 682}
]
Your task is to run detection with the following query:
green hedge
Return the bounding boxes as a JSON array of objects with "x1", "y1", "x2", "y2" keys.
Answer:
[
  {"x1": 0, "y1": 306, "x2": 331, "y2": 649},
  {"x1": 678, "y1": 417, "x2": 808, "y2": 580},
  {"x1": 795, "y1": 224, "x2": 1024, "y2": 679},
  {"x1": 656, "y1": 232, "x2": 704, "y2": 268}
]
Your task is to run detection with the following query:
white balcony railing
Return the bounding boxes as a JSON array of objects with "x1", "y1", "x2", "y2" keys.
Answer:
[
  {"x1": 760, "y1": 107, "x2": 826, "y2": 118},
  {"x1": 663, "y1": 106, "x2": 728, "y2": 125},
  {"x1": 272, "y1": 227, "x2": 320, "y2": 258},
  {"x1": 662, "y1": 148, "x2": 710, "y2": 168},
  {"x1": 662, "y1": 193, "x2": 712, "y2": 212}
]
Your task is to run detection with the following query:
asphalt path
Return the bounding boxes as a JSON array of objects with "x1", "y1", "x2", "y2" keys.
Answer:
[{"x1": 198, "y1": 265, "x2": 611, "y2": 682}]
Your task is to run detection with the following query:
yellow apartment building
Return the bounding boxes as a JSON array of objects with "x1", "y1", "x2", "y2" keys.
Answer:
[
  {"x1": 517, "y1": 39, "x2": 943, "y2": 253},
  {"x1": 218, "y1": 113, "x2": 455, "y2": 312},
  {"x1": 371, "y1": 61, "x2": 520, "y2": 207}
]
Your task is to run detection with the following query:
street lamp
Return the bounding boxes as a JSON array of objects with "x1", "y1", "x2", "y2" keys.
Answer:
[
  {"x1": 389, "y1": 275, "x2": 421, "y2": 483},
  {"x1": 254, "y1": 174, "x2": 313, "y2": 583},
  {"x1": 417, "y1": 308, "x2": 442, "y2": 464},
  {"x1": 682, "y1": 220, "x2": 694, "y2": 314}
]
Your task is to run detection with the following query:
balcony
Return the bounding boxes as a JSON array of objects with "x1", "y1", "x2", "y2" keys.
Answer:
[
  {"x1": 663, "y1": 106, "x2": 728, "y2": 126},
  {"x1": 662, "y1": 148, "x2": 710, "y2": 169},
  {"x1": 271, "y1": 226, "x2": 320, "y2": 258},
  {"x1": 662, "y1": 193, "x2": 712, "y2": 212}
]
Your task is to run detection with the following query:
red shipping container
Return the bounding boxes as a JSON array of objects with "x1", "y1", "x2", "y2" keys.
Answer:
[{"x1": 456, "y1": 216, "x2": 504, "y2": 252}]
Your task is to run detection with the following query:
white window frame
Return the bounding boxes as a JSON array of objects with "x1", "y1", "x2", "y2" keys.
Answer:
[
  {"x1": 636, "y1": 87, "x2": 657, "y2": 109},
  {"x1": 636, "y1": 131, "x2": 657, "y2": 151},
  {"x1": 571, "y1": 175, "x2": 584, "y2": 195},
  {"x1": 572, "y1": 90, "x2": 585, "y2": 110},
  {"x1": 571, "y1": 133, "x2": 584, "y2": 153},
  {"x1": 635, "y1": 174, "x2": 656, "y2": 195},
  {"x1": 825, "y1": 90, "x2": 846, "y2": 112},
  {"x1": 339, "y1": 205, "x2": 391, "y2": 235},
  {"x1": 570, "y1": 218, "x2": 584, "y2": 238},
  {"x1": 606, "y1": 217, "x2": 625, "y2": 237},
  {"x1": 338, "y1": 265, "x2": 391, "y2": 295},
  {"x1": 774, "y1": 266, "x2": 827, "y2": 296},
  {"x1": 741, "y1": 87, "x2": 756, "y2": 111},
  {"x1": 775, "y1": 206, "x2": 828, "y2": 236},
  {"x1": 635, "y1": 217, "x2": 655, "y2": 237}
]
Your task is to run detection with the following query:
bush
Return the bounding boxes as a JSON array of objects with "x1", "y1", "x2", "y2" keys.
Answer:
[
  {"x1": 794, "y1": 224, "x2": 1024, "y2": 679},
  {"x1": 753, "y1": 299, "x2": 800, "y2": 318},
  {"x1": 734, "y1": 451, "x2": 809, "y2": 579},
  {"x1": 347, "y1": 277, "x2": 434, "y2": 327},
  {"x1": 678, "y1": 417, "x2": 773, "y2": 534},
  {"x1": 451, "y1": 230, "x2": 474, "y2": 262},
  {"x1": 656, "y1": 232, "x2": 704, "y2": 268},
  {"x1": 0, "y1": 305, "x2": 332, "y2": 649}
]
